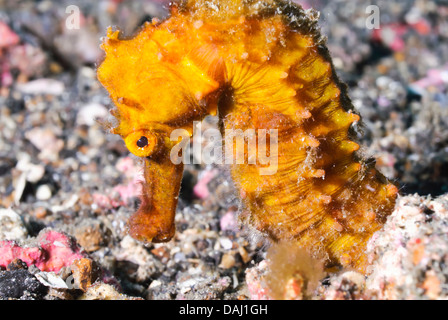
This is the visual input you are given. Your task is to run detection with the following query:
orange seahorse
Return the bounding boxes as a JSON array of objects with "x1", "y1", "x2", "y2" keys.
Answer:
[{"x1": 97, "y1": 0, "x2": 398, "y2": 273}]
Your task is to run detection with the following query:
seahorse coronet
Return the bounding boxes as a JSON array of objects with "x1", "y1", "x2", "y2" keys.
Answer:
[{"x1": 97, "y1": 0, "x2": 398, "y2": 273}]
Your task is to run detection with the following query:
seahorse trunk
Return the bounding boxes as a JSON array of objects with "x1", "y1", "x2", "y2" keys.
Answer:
[{"x1": 217, "y1": 27, "x2": 398, "y2": 273}]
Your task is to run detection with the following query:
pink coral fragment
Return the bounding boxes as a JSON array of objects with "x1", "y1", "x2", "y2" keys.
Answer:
[
  {"x1": 0, "y1": 22, "x2": 19, "y2": 49},
  {"x1": 92, "y1": 157, "x2": 143, "y2": 209},
  {"x1": 220, "y1": 209, "x2": 238, "y2": 232},
  {"x1": 245, "y1": 261, "x2": 272, "y2": 300},
  {"x1": 193, "y1": 168, "x2": 218, "y2": 199},
  {"x1": 0, "y1": 230, "x2": 87, "y2": 272}
]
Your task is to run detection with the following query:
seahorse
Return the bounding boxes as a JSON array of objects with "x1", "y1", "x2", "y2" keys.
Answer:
[{"x1": 97, "y1": 0, "x2": 398, "y2": 273}]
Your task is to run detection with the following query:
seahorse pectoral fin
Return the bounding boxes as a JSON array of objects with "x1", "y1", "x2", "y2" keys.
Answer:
[{"x1": 127, "y1": 148, "x2": 184, "y2": 244}]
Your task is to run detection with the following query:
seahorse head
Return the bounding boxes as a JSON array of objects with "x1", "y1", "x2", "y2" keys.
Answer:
[
  {"x1": 100, "y1": 24, "x2": 225, "y2": 153},
  {"x1": 97, "y1": 17, "x2": 227, "y2": 244}
]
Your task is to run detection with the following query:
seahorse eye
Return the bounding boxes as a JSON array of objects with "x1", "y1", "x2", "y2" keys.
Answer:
[
  {"x1": 124, "y1": 130, "x2": 158, "y2": 158},
  {"x1": 137, "y1": 136, "x2": 149, "y2": 148}
]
